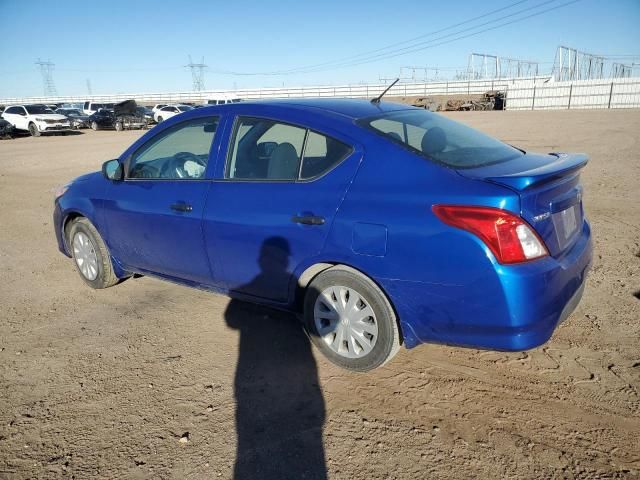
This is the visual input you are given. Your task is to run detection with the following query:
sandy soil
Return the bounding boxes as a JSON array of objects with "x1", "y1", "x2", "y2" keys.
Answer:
[{"x1": 0, "y1": 110, "x2": 639, "y2": 479}]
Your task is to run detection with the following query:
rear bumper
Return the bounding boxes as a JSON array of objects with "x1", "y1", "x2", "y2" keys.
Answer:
[{"x1": 380, "y1": 220, "x2": 592, "y2": 351}]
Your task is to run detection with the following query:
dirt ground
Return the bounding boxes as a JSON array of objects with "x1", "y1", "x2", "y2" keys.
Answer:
[{"x1": 0, "y1": 110, "x2": 639, "y2": 479}]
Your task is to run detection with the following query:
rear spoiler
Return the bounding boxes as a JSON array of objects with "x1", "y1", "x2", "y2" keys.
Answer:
[{"x1": 460, "y1": 153, "x2": 589, "y2": 192}]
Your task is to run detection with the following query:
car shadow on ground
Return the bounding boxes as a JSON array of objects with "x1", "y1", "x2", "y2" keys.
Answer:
[{"x1": 224, "y1": 237, "x2": 327, "y2": 480}]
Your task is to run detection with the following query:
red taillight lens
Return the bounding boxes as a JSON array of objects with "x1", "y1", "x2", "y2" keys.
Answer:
[{"x1": 432, "y1": 205, "x2": 548, "y2": 264}]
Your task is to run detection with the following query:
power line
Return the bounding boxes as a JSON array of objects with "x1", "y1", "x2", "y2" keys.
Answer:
[
  {"x1": 208, "y1": 0, "x2": 576, "y2": 76},
  {"x1": 285, "y1": 0, "x2": 580, "y2": 75},
  {"x1": 265, "y1": 0, "x2": 531, "y2": 75}
]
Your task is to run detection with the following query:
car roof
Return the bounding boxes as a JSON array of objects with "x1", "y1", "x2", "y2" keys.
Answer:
[{"x1": 237, "y1": 98, "x2": 412, "y2": 119}]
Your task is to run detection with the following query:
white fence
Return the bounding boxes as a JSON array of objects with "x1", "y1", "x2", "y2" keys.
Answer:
[
  {"x1": 504, "y1": 77, "x2": 640, "y2": 110},
  {"x1": 1, "y1": 76, "x2": 639, "y2": 110}
]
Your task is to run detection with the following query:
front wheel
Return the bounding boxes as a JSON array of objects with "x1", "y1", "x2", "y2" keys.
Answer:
[
  {"x1": 68, "y1": 218, "x2": 119, "y2": 289},
  {"x1": 156, "y1": 116, "x2": 163, "y2": 123},
  {"x1": 303, "y1": 265, "x2": 400, "y2": 372},
  {"x1": 114, "y1": 121, "x2": 123, "y2": 131},
  {"x1": 28, "y1": 123, "x2": 41, "y2": 137},
  {"x1": 91, "y1": 121, "x2": 98, "y2": 131}
]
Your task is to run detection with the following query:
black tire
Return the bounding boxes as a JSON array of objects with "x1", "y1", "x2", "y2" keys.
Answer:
[
  {"x1": 303, "y1": 265, "x2": 400, "y2": 372},
  {"x1": 157, "y1": 116, "x2": 163, "y2": 123},
  {"x1": 91, "y1": 121, "x2": 98, "y2": 131},
  {"x1": 115, "y1": 121, "x2": 123, "y2": 131},
  {"x1": 28, "y1": 123, "x2": 41, "y2": 137},
  {"x1": 68, "y1": 218, "x2": 119, "y2": 289}
]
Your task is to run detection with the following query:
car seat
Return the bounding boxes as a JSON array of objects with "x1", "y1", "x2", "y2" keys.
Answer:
[{"x1": 267, "y1": 142, "x2": 299, "y2": 179}]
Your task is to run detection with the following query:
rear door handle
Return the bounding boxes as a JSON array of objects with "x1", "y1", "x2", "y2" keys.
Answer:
[
  {"x1": 170, "y1": 203, "x2": 193, "y2": 212},
  {"x1": 291, "y1": 215, "x2": 325, "y2": 226}
]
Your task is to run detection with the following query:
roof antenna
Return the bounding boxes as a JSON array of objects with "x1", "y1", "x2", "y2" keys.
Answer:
[{"x1": 371, "y1": 78, "x2": 399, "y2": 104}]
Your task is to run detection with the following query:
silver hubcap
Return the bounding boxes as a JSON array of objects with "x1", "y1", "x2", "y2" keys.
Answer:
[
  {"x1": 314, "y1": 286, "x2": 378, "y2": 359},
  {"x1": 73, "y1": 232, "x2": 98, "y2": 281}
]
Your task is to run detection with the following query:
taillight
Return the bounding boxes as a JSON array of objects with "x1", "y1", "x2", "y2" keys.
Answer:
[{"x1": 432, "y1": 205, "x2": 548, "y2": 264}]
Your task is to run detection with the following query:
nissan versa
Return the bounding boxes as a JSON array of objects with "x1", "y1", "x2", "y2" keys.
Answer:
[{"x1": 53, "y1": 98, "x2": 592, "y2": 371}]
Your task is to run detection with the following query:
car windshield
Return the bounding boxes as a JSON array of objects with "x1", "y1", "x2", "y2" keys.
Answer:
[
  {"x1": 360, "y1": 110, "x2": 523, "y2": 169},
  {"x1": 177, "y1": 105, "x2": 193, "y2": 112},
  {"x1": 63, "y1": 109, "x2": 83, "y2": 115},
  {"x1": 25, "y1": 105, "x2": 54, "y2": 114}
]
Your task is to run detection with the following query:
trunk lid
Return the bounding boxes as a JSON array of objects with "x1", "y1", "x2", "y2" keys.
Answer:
[{"x1": 458, "y1": 152, "x2": 588, "y2": 257}]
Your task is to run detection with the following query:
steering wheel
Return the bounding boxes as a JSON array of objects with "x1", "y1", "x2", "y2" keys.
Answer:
[{"x1": 160, "y1": 151, "x2": 206, "y2": 179}]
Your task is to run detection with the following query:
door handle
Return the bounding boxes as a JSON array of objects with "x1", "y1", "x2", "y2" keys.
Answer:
[
  {"x1": 291, "y1": 215, "x2": 325, "y2": 226},
  {"x1": 170, "y1": 203, "x2": 193, "y2": 212}
]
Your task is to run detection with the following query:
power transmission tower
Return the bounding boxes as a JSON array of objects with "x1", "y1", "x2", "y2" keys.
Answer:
[
  {"x1": 35, "y1": 58, "x2": 58, "y2": 96},
  {"x1": 185, "y1": 56, "x2": 207, "y2": 91},
  {"x1": 467, "y1": 53, "x2": 539, "y2": 80},
  {"x1": 86, "y1": 78, "x2": 93, "y2": 95},
  {"x1": 552, "y1": 46, "x2": 605, "y2": 81},
  {"x1": 611, "y1": 63, "x2": 632, "y2": 79}
]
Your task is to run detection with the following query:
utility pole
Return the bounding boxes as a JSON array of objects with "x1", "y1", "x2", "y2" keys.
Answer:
[
  {"x1": 86, "y1": 78, "x2": 93, "y2": 95},
  {"x1": 35, "y1": 58, "x2": 58, "y2": 96},
  {"x1": 185, "y1": 55, "x2": 207, "y2": 91}
]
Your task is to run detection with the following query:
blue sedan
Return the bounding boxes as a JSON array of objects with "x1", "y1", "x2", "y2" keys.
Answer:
[{"x1": 53, "y1": 98, "x2": 592, "y2": 371}]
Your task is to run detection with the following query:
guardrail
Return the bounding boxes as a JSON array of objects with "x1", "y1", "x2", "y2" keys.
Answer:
[
  {"x1": 2, "y1": 76, "x2": 639, "y2": 110},
  {"x1": 0, "y1": 77, "x2": 543, "y2": 105}
]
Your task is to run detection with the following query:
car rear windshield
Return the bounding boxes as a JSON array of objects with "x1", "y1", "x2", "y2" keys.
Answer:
[{"x1": 360, "y1": 110, "x2": 523, "y2": 169}]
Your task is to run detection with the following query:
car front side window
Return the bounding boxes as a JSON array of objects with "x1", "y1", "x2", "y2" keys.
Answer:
[{"x1": 127, "y1": 116, "x2": 219, "y2": 180}]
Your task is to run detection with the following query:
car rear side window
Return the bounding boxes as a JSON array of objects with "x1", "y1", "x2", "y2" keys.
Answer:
[
  {"x1": 300, "y1": 131, "x2": 352, "y2": 180},
  {"x1": 226, "y1": 117, "x2": 352, "y2": 181},
  {"x1": 361, "y1": 110, "x2": 522, "y2": 169},
  {"x1": 227, "y1": 118, "x2": 306, "y2": 180}
]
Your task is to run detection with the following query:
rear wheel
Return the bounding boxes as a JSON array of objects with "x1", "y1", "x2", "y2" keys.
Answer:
[
  {"x1": 91, "y1": 121, "x2": 98, "y2": 131},
  {"x1": 114, "y1": 121, "x2": 123, "y2": 131},
  {"x1": 28, "y1": 123, "x2": 41, "y2": 137},
  {"x1": 304, "y1": 265, "x2": 400, "y2": 371},
  {"x1": 68, "y1": 218, "x2": 119, "y2": 289}
]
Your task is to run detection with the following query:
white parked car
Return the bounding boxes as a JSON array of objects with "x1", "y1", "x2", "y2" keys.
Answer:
[
  {"x1": 204, "y1": 97, "x2": 242, "y2": 105},
  {"x1": 153, "y1": 104, "x2": 193, "y2": 123},
  {"x1": 1, "y1": 104, "x2": 71, "y2": 137},
  {"x1": 151, "y1": 104, "x2": 168, "y2": 113},
  {"x1": 82, "y1": 101, "x2": 115, "y2": 115}
]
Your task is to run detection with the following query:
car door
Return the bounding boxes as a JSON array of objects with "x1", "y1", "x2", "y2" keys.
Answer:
[
  {"x1": 203, "y1": 115, "x2": 361, "y2": 303},
  {"x1": 103, "y1": 115, "x2": 221, "y2": 284},
  {"x1": 3, "y1": 107, "x2": 28, "y2": 130}
]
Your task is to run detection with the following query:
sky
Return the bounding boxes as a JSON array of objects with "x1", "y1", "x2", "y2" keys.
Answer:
[{"x1": 0, "y1": 0, "x2": 639, "y2": 97}]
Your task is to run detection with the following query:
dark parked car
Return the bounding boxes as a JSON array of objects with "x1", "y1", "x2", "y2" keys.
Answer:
[
  {"x1": 88, "y1": 109, "x2": 116, "y2": 130},
  {"x1": 53, "y1": 99, "x2": 592, "y2": 371},
  {"x1": 56, "y1": 108, "x2": 90, "y2": 129},
  {"x1": 0, "y1": 117, "x2": 14, "y2": 138},
  {"x1": 89, "y1": 100, "x2": 147, "y2": 131},
  {"x1": 137, "y1": 106, "x2": 155, "y2": 124}
]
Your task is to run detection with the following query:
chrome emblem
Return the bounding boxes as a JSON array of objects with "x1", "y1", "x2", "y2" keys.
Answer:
[{"x1": 533, "y1": 212, "x2": 551, "y2": 222}]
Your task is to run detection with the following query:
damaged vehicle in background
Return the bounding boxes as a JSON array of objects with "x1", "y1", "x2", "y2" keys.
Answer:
[
  {"x1": 137, "y1": 106, "x2": 156, "y2": 125},
  {"x1": 88, "y1": 100, "x2": 148, "y2": 131},
  {"x1": 55, "y1": 108, "x2": 90, "y2": 129},
  {"x1": 1, "y1": 104, "x2": 71, "y2": 136}
]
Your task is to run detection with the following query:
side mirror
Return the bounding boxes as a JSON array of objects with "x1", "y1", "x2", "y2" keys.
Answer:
[{"x1": 102, "y1": 159, "x2": 124, "y2": 181}]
